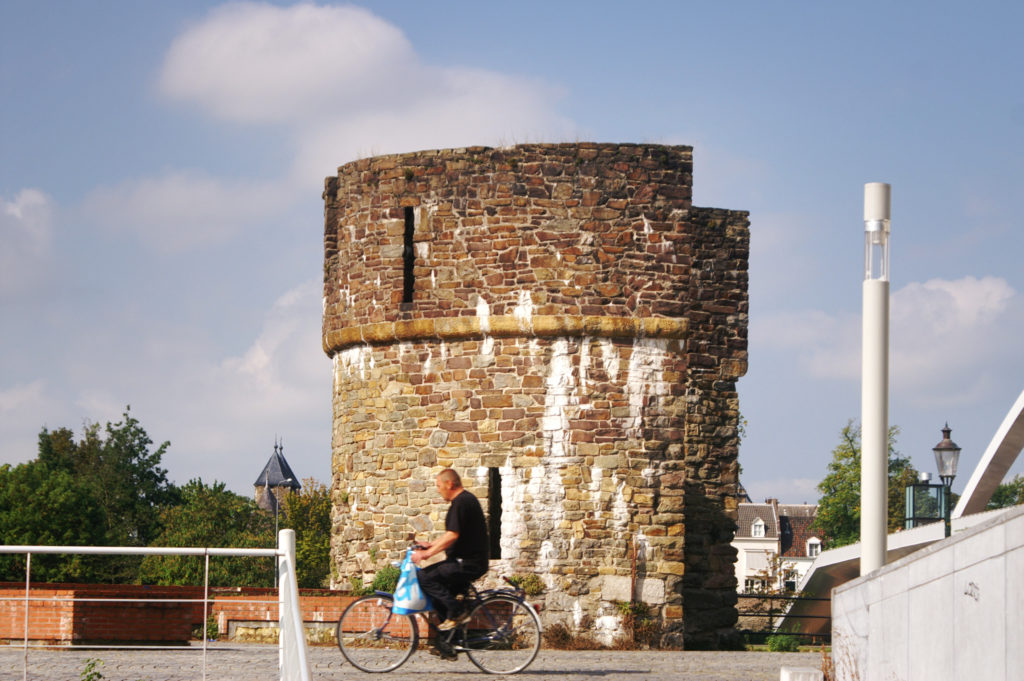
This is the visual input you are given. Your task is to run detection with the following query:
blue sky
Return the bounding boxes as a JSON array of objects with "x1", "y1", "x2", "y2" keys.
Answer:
[{"x1": 2, "y1": 1, "x2": 1023, "y2": 503}]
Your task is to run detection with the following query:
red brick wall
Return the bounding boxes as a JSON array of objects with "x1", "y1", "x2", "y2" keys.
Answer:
[{"x1": 0, "y1": 583, "x2": 356, "y2": 644}]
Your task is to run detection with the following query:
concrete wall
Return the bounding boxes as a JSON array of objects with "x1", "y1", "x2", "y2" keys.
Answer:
[{"x1": 831, "y1": 504, "x2": 1024, "y2": 681}]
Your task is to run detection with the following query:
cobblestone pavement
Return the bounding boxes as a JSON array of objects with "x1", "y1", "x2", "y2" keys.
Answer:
[{"x1": 1, "y1": 644, "x2": 823, "y2": 681}]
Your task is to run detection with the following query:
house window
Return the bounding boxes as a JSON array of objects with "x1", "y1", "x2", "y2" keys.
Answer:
[
  {"x1": 752, "y1": 518, "x2": 765, "y2": 538},
  {"x1": 784, "y1": 569, "x2": 798, "y2": 592},
  {"x1": 807, "y1": 539, "x2": 821, "y2": 557},
  {"x1": 744, "y1": 578, "x2": 765, "y2": 593}
]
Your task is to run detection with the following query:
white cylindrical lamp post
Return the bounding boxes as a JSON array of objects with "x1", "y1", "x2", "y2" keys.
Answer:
[{"x1": 861, "y1": 182, "x2": 891, "y2": 575}]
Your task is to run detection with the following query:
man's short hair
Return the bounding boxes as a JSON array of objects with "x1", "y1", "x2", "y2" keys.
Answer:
[{"x1": 437, "y1": 468, "x2": 462, "y2": 488}]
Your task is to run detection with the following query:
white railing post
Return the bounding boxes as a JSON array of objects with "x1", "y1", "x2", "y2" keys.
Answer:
[
  {"x1": 277, "y1": 529, "x2": 311, "y2": 681},
  {"x1": 23, "y1": 553, "x2": 30, "y2": 681}
]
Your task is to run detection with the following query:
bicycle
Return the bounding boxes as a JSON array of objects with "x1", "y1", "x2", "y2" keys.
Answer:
[{"x1": 335, "y1": 552, "x2": 542, "y2": 674}]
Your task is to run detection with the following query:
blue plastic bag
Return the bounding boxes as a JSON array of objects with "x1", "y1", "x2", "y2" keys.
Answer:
[{"x1": 391, "y1": 549, "x2": 432, "y2": 615}]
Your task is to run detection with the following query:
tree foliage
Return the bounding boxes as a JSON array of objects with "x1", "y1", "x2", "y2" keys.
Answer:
[
  {"x1": 0, "y1": 409, "x2": 332, "y2": 590},
  {"x1": 813, "y1": 421, "x2": 916, "y2": 548},
  {"x1": 139, "y1": 478, "x2": 275, "y2": 587},
  {"x1": 987, "y1": 474, "x2": 1024, "y2": 510},
  {"x1": 0, "y1": 408, "x2": 177, "y2": 582},
  {"x1": 279, "y1": 478, "x2": 332, "y2": 589}
]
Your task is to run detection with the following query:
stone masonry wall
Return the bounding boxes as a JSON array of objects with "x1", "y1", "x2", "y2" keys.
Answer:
[{"x1": 322, "y1": 143, "x2": 748, "y2": 648}]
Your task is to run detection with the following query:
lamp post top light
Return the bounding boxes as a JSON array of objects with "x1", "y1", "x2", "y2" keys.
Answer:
[
  {"x1": 933, "y1": 423, "x2": 961, "y2": 488},
  {"x1": 864, "y1": 182, "x2": 891, "y2": 282}
]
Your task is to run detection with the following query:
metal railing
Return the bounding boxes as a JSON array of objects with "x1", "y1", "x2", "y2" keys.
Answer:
[
  {"x1": 736, "y1": 593, "x2": 832, "y2": 646},
  {"x1": 0, "y1": 534, "x2": 302, "y2": 681}
]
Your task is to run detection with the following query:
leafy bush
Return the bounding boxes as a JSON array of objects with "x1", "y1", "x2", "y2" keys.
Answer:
[
  {"x1": 613, "y1": 600, "x2": 660, "y2": 648},
  {"x1": 348, "y1": 575, "x2": 372, "y2": 596},
  {"x1": 507, "y1": 573, "x2": 545, "y2": 596},
  {"x1": 371, "y1": 564, "x2": 401, "y2": 593},
  {"x1": 767, "y1": 634, "x2": 801, "y2": 652}
]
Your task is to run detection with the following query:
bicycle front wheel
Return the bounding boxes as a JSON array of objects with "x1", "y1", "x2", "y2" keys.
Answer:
[
  {"x1": 336, "y1": 594, "x2": 419, "y2": 672},
  {"x1": 463, "y1": 595, "x2": 541, "y2": 674}
]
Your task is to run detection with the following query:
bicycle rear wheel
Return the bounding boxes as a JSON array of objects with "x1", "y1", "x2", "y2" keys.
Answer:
[
  {"x1": 463, "y1": 595, "x2": 541, "y2": 674},
  {"x1": 336, "y1": 594, "x2": 419, "y2": 672}
]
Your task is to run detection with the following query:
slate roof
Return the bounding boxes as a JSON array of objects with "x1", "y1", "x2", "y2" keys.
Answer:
[
  {"x1": 735, "y1": 502, "x2": 779, "y2": 539},
  {"x1": 254, "y1": 442, "x2": 302, "y2": 489}
]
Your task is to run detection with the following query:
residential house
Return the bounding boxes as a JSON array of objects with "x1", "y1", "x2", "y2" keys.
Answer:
[{"x1": 733, "y1": 498, "x2": 821, "y2": 593}]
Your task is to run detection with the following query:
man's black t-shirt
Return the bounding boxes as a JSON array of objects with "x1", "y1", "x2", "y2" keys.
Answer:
[{"x1": 445, "y1": 489, "x2": 489, "y2": 573}]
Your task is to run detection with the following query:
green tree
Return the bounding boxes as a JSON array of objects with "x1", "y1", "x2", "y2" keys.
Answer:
[
  {"x1": 987, "y1": 474, "x2": 1024, "y2": 510},
  {"x1": 30, "y1": 408, "x2": 178, "y2": 581},
  {"x1": 280, "y1": 478, "x2": 332, "y2": 588},
  {"x1": 0, "y1": 461, "x2": 105, "y2": 581},
  {"x1": 813, "y1": 421, "x2": 916, "y2": 548},
  {"x1": 139, "y1": 479, "x2": 275, "y2": 587}
]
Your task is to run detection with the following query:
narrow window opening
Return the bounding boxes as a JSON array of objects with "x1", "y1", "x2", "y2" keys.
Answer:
[
  {"x1": 488, "y1": 467, "x2": 502, "y2": 560},
  {"x1": 402, "y1": 206, "x2": 415, "y2": 304}
]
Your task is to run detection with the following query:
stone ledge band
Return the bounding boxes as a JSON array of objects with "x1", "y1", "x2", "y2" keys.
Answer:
[{"x1": 323, "y1": 315, "x2": 688, "y2": 355}]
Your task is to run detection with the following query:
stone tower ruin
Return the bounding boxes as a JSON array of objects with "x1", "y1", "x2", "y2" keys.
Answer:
[{"x1": 322, "y1": 143, "x2": 748, "y2": 648}]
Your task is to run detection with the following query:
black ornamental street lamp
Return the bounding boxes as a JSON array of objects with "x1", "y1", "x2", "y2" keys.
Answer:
[
  {"x1": 932, "y1": 424, "x2": 961, "y2": 538},
  {"x1": 905, "y1": 424, "x2": 961, "y2": 538}
]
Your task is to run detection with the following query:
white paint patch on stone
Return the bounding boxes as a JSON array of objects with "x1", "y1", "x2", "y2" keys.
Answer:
[
  {"x1": 542, "y1": 339, "x2": 577, "y2": 459},
  {"x1": 476, "y1": 295, "x2": 491, "y2": 333},
  {"x1": 623, "y1": 338, "x2": 670, "y2": 439},
  {"x1": 598, "y1": 338, "x2": 620, "y2": 381},
  {"x1": 497, "y1": 462, "x2": 527, "y2": 568},
  {"x1": 579, "y1": 337, "x2": 591, "y2": 397},
  {"x1": 643, "y1": 216, "x2": 652, "y2": 237},
  {"x1": 594, "y1": 613, "x2": 621, "y2": 646},
  {"x1": 430, "y1": 270, "x2": 436, "y2": 288},
  {"x1": 481, "y1": 336, "x2": 494, "y2": 356},
  {"x1": 440, "y1": 341, "x2": 448, "y2": 363},
  {"x1": 347, "y1": 225, "x2": 357, "y2": 242},
  {"x1": 415, "y1": 242, "x2": 429, "y2": 259},
  {"x1": 573, "y1": 599, "x2": 584, "y2": 630},
  {"x1": 475, "y1": 466, "x2": 488, "y2": 485},
  {"x1": 590, "y1": 466, "x2": 603, "y2": 493},
  {"x1": 513, "y1": 290, "x2": 534, "y2": 332},
  {"x1": 338, "y1": 286, "x2": 356, "y2": 310},
  {"x1": 337, "y1": 345, "x2": 374, "y2": 381},
  {"x1": 539, "y1": 540, "x2": 559, "y2": 588},
  {"x1": 611, "y1": 478, "x2": 629, "y2": 532}
]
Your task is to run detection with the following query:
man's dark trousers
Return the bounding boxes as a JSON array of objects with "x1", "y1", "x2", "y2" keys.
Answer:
[{"x1": 418, "y1": 558, "x2": 484, "y2": 621}]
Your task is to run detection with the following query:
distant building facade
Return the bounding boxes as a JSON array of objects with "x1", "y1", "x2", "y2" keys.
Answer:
[{"x1": 732, "y1": 499, "x2": 820, "y2": 593}]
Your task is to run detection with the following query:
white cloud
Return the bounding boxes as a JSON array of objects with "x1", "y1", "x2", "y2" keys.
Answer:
[
  {"x1": 159, "y1": 278, "x2": 330, "y2": 476},
  {"x1": 291, "y1": 70, "x2": 569, "y2": 184},
  {"x1": 0, "y1": 189, "x2": 54, "y2": 296},
  {"x1": 891, "y1": 276, "x2": 1022, "y2": 408},
  {"x1": 0, "y1": 380, "x2": 45, "y2": 413},
  {"x1": 160, "y1": 3, "x2": 417, "y2": 125},
  {"x1": 754, "y1": 275, "x2": 1024, "y2": 409},
  {"x1": 82, "y1": 171, "x2": 292, "y2": 253},
  {"x1": 744, "y1": 477, "x2": 820, "y2": 505},
  {"x1": 158, "y1": 1, "x2": 571, "y2": 185},
  {"x1": 754, "y1": 308, "x2": 861, "y2": 381}
]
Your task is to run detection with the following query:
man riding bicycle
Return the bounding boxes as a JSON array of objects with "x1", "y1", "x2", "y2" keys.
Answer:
[{"x1": 411, "y1": 469, "x2": 489, "y2": 631}]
